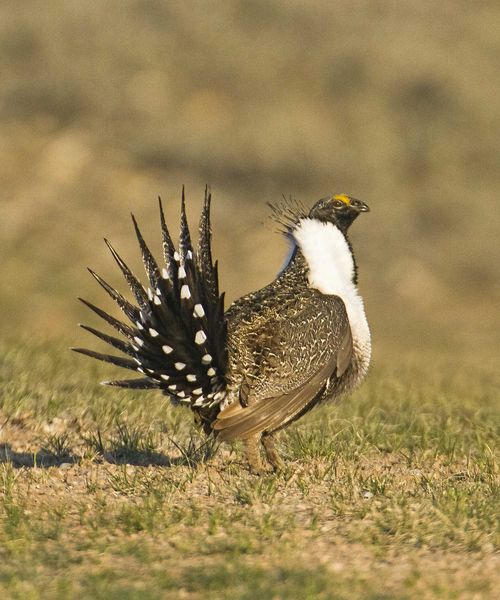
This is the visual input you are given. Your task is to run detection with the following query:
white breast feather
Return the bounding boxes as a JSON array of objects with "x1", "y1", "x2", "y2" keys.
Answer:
[{"x1": 293, "y1": 218, "x2": 371, "y2": 368}]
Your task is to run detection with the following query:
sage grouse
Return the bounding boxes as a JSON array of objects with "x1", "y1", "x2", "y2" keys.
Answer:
[{"x1": 74, "y1": 189, "x2": 371, "y2": 473}]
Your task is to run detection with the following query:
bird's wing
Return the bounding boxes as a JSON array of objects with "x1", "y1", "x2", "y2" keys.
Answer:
[{"x1": 213, "y1": 292, "x2": 352, "y2": 440}]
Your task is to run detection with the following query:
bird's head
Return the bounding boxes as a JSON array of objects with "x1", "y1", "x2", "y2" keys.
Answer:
[
  {"x1": 268, "y1": 193, "x2": 369, "y2": 239},
  {"x1": 309, "y1": 194, "x2": 370, "y2": 233}
]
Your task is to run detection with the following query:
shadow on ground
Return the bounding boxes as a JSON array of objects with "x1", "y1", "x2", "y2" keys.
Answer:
[{"x1": 0, "y1": 442, "x2": 217, "y2": 469}]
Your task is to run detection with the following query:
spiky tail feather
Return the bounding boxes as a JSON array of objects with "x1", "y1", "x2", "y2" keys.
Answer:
[{"x1": 73, "y1": 187, "x2": 228, "y2": 419}]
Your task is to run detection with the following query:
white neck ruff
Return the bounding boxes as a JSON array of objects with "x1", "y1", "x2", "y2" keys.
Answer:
[{"x1": 292, "y1": 218, "x2": 371, "y2": 362}]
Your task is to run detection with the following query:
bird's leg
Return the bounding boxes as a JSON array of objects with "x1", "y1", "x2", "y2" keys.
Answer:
[
  {"x1": 262, "y1": 433, "x2": 284, "y2": 471},
  {"x1": 244, "y1": 434, "x2": 269, "y2": 475}
]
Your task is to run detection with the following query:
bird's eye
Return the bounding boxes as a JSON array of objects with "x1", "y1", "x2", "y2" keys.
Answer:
[{"x1": 333, "y1": 200, "x2": 344, "y2": 208}]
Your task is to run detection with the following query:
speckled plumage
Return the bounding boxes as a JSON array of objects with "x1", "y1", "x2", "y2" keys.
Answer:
[
  {"x1": 74, "y1": 189, "x2": 371, "y2": 473},
  {"x1": 214, "y1": 254, "x2": 349, "y2": 437}
]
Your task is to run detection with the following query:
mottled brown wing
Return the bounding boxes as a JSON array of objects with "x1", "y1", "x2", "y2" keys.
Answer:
[{"x1": 213, "y1": 293, "x2": 352, "y2": 441}]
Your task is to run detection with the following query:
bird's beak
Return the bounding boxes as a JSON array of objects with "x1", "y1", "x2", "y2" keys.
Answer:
[{"x1": 356, "y1": 201, "x2": 370, "y2": 213}]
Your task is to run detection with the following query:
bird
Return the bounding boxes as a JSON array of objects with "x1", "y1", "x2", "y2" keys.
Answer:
[{"x1": 73, "y1": 188, "x2": 371, "y2": 473}]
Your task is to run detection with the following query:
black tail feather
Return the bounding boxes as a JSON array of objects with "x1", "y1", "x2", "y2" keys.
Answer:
[
  {"x1": 158, "y1": 197, "x2": 176, "y2": 279},
  {"x1": 131, "y1": 214, "x2": 162, "y2": 293},
  {"x1": 78, "y1": 297, "x2": 136, "y2": 340},
  {"x1": 104, "y1": 239, "x2": 149, "y2": 311},
  {"x1": 72, "y1": 347, "x2": 139, "y2": 371},
  {"x1": 87, "y1": 269, "x2": 140, "y2": 323},
  {"x1": 196, "y1": 188, "x2": 228, "y2": 370},
  {"x1": 197, "y1": 187, "x2": 219, "y2": 304},
  {"x1": 79, "y1": 324, "x2": 136, "y2": 357},
  {"x1": 76, "y1": 188, "x2": 228, "y2": 409},
  {"x1": 179, "y1": 186, "x2": 193, "y2": 261},
  {"x1": 102, "y1": 378, "x2": 160, "y2": 389}
]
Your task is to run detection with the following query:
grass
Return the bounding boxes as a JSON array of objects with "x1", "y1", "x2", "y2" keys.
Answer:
[{"x1": 0, "y1": 339, "x2": 498, "y2": 599}]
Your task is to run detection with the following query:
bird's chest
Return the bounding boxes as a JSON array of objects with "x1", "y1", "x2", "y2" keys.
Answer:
[{"x1": 293, "y1": 219, "x2": 371, "y2": 371}]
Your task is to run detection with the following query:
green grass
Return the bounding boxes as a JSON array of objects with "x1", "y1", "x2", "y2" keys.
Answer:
[{"x1": 0, "y1": 339, "x2": 498, "y2": 599}]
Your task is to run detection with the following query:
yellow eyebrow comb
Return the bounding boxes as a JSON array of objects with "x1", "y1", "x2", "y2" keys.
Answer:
[{"x1": 333, "y1": 193, "x2": 351, "y2": 205}]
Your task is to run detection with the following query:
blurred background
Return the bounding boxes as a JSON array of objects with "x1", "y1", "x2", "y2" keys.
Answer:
[{"x1": 1, "y1": 0, "x2": 499, "y2": 365}]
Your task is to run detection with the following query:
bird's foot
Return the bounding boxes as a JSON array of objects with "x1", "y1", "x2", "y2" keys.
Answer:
[
  {"x1": 262, "y1": 434, "x2": 284, "y2": 472},
  {"x1": 244, "y1": 435, "x2": 273, "y2": 475}
]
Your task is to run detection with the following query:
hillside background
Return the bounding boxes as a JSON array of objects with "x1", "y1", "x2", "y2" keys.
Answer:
[{"x1": 1, "y1": 0, "x2": 499, "y2": 365}]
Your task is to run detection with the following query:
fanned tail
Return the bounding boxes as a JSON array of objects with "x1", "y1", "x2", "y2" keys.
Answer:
[{"x1": 74, "y1": 188, "x2": 228, "y2": 411}]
